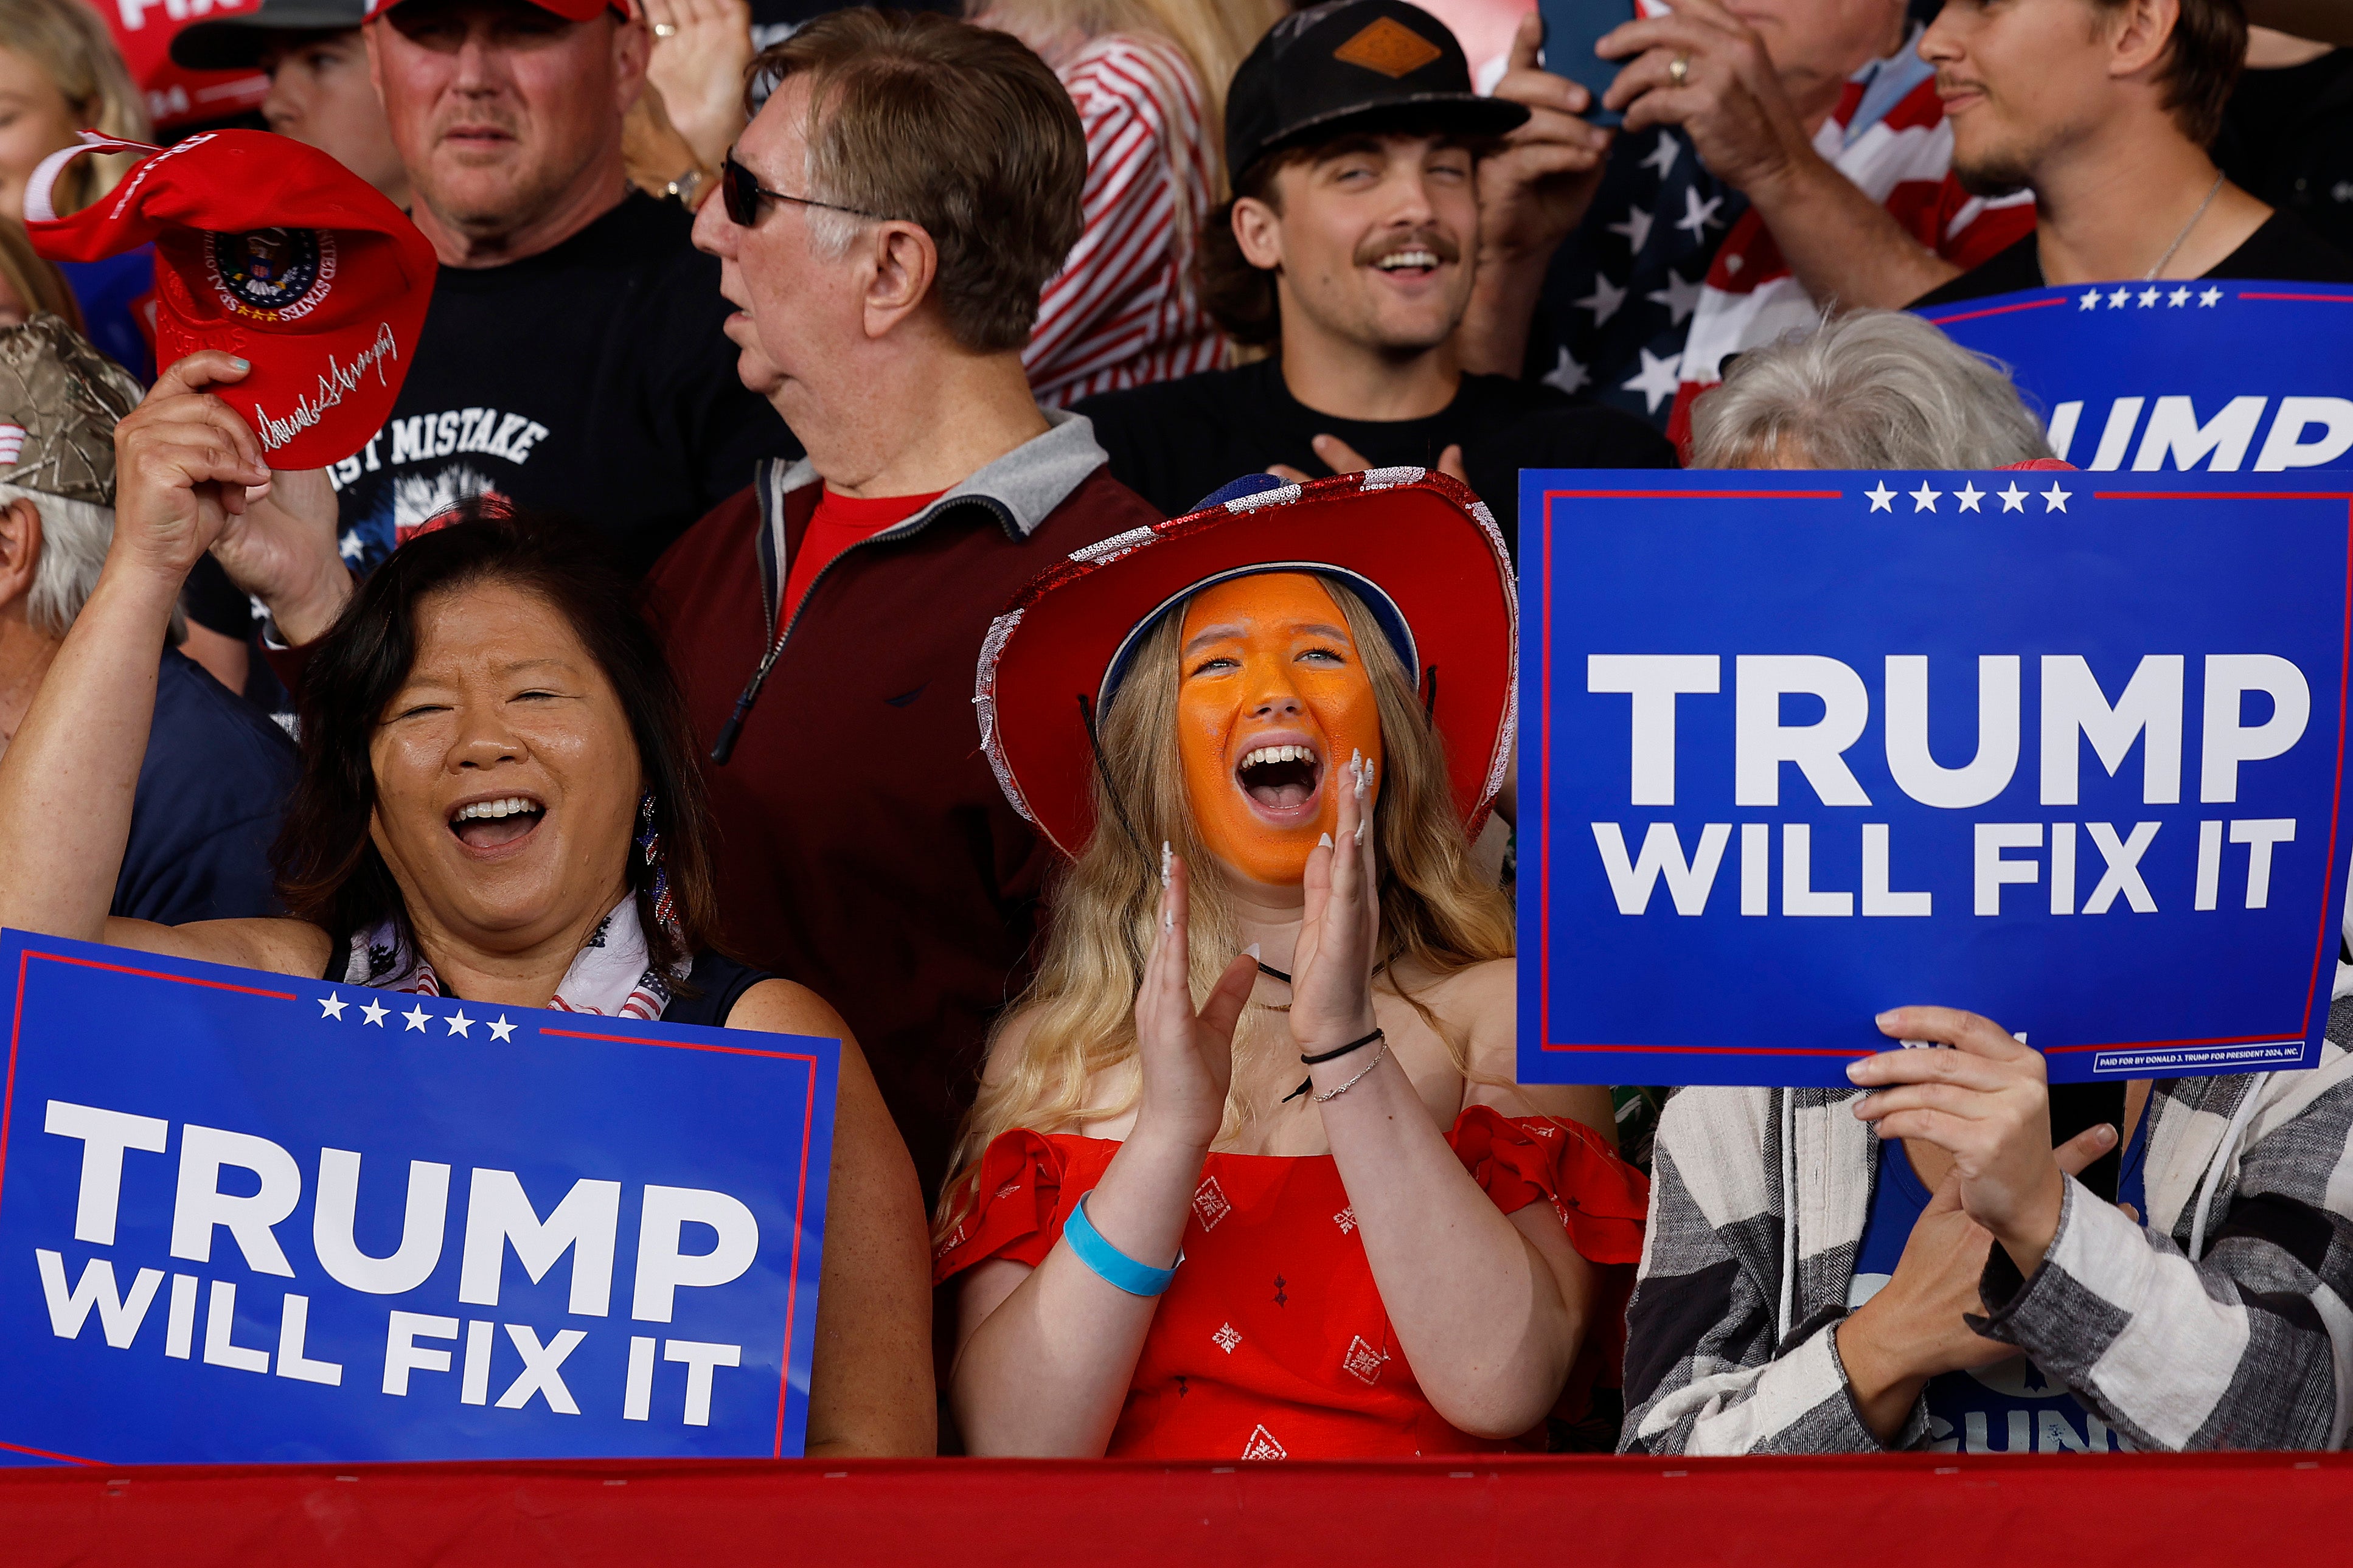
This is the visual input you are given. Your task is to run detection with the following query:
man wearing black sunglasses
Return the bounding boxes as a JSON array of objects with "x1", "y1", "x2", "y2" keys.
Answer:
[{"x1": 637, "y1": 10, "x2": 1163, "y2": 1202}]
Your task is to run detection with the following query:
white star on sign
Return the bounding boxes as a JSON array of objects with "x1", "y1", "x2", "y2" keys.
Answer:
[
  {"x1": 2198, "y1": 286, "x2": 2222, "y2": 307},
  {"x1": 1865, "y1": 482, "x2": 1897, "y2": 513},
  {"x1": 446, "y1": 1008, "x2": 474, "y2": 1038},
  {"x1": 1575, "y1": 272, "x2": 1627, "y2": 325},
  {"x1": 2138, "y1": 286, "x2": 2161, "y2": 307},
  {"x1": 1607, "y1": 204, "x2": 1653, "y2": 252},
  {"x1": 2168, "y1": 286, "x2": 2191, "y2": 307},
  {"x1": 487, "y1": 1015, "x2": 517, "y2": 1044},
  {"x1": 1639, "y1": 133, "x2": 1679, "y2": 178},
  {"x1": 360, "y1": 998, "x2": 388, "y2": 1027},
  {"x1": 1998, "y1": 482, "x2": 2028, "y2": 512},
  {"x1": 2041, "y1": 482, "x2": 2071, "y2": 512},
  {"x1": 338, "y1": 530, "x2": 364, "y2": 562},
  {"x1": 319, "y1": 992, "x2": 347, "y2": 1020},
  {"x1": 1675, "y1": 186, "x2": 1723, "y2": 237},
  {"x1": 1542, "y1": 346, "x2": 1590, "y2": 395},
  {"x1": 2078, "y1": 288, "x2": 2103, "y2": 311},
  {"x1": 1955, "y1": 482, "x2": 1986, "y2": 513},
  {"x1": 1647, "y1": 267, "x2": 1704, "y2": 325},
  {"x1": 2107, "y1": 286, "x2": 2130, "y2": 308},
  {"x1": 1910, "y1": 482, "x2": 1942, "y2": 513},
  {"x1": 1621, "y1": 347, "x2": 1683, "y2": 414},
  {"x1": 403, "y1": 1004, "x2": 430, "y2": 1032}
]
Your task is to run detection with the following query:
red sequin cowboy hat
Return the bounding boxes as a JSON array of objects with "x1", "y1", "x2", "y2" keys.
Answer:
[{"x1": 976, "y1": 467, "x2": 1518, "y2": 859}]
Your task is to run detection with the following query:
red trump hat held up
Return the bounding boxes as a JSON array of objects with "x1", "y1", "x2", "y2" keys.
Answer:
[{"x1": 24, "y1": 130, "x2": 436, "y2": 470}]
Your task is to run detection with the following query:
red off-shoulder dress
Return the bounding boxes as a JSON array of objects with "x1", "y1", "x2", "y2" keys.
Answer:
[{"x1": 935, "y1": 1106, "x2": 1650, "y2": 1459}]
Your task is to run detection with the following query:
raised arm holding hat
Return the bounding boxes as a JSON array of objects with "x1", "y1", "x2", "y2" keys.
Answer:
[{"x1": 0, "y1": 314, "x2": 298, "y2": 924}]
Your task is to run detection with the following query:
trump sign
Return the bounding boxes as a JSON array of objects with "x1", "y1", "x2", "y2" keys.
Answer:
[
  {"x1": 1517, "y1": 471, "x2": 2353, "y2": 1088},
  {"x1": 1922, "y1": 283, "x2": 2353, "y2": 473},
  {"x1": 0, "y1": 932, "x2": 838, "y2": 1464}
]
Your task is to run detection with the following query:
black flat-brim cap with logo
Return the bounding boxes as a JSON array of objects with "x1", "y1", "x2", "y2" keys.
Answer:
[{"x1": 1226, "y1": 0, "x2": 1529, "y2": 184}]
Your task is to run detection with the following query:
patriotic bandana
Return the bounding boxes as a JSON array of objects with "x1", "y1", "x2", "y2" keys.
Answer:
[{"x1": 341, "y1": 897, "x2": 685, "y2": 1020}]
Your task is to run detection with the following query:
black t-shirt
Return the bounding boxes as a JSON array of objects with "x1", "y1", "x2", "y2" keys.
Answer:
[
  {"x1": 324, "y1": 190, "x2": 793, "y2": 580},
  {"x1": 1911, "y1": 208, "x2": 2353, "y2": 307},
  {"x1": 2216, "y1": 50, "x2": 2353, "y2": 260},
  {"x1": 1071, "y1": 358, "x2": 1678, "y2": 553}
]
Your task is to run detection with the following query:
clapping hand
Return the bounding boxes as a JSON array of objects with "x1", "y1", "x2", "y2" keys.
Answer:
[
  {"x1": 1131, "y1": 847, "x2": 1258, "y2": 1152},
  {"x1": 1289, "y1": 752, "x2": 1382, "y2": 1060}
]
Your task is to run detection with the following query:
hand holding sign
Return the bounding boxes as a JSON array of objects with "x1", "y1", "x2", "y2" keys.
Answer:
[{"x1": 1851, "y1": 1007, "x2": 2118, "y2": 1268}]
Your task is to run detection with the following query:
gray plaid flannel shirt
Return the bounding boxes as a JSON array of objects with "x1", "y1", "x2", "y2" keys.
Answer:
[{"x1": 1619, "y1": 999, "x2": 2353, "y2": 1453}]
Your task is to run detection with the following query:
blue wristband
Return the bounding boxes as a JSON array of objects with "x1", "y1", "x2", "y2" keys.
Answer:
[{"x1": 1064, "y1": 1192, "x2": 1180, "y2": 1296}]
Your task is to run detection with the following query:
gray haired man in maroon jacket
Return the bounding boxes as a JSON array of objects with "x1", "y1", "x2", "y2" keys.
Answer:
[{"x1": 220, "y1": 10, "x2": 1159, "y2": 1201}]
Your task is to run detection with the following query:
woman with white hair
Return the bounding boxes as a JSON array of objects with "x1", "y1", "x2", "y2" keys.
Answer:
[
  {"x1": 1629, "y1": 305, "x2": 2353, "y2": 1458},
  {"x1": 1687, "y1": 307, "x2": 2054, "y2": 470}
]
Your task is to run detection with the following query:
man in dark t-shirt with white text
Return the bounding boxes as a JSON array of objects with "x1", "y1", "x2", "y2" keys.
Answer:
[{"x1": 202, "y1": 0, "x2": 787, "y2": 634}]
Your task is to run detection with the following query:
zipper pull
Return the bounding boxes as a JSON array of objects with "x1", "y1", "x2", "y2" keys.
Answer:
[{"x1": 711, "y1": 678, "x2": 761, "y2": 765}]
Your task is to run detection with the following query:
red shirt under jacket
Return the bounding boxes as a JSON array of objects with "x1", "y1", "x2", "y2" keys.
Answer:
[{"x1": 642, "y1": 431, "x2": 1159, "y2": 1200}]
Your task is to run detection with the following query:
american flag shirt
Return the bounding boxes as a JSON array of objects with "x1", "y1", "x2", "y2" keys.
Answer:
[
  {"x1": 1024, "y1": 32, "x2": 1226, "y2": 409},
  {"x1": 1535, "y1": 32, "x2": 2034, "y2": 440}
]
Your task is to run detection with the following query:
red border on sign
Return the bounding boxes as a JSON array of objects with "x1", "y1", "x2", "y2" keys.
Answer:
[
  {"x1": 0, "y1": 948, "x2": 829, "y2": 1464},
  {"x1": 1530, "y1": 487, "x2": 2353, "y2": 1066}
]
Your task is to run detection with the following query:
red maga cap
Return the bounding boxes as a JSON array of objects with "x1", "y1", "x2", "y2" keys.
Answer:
[
  {"x1": 23, "y1": 130, "x2": 437, "y2": 471},
  {"x1": 975, "y1": 468, "x2": 1518, "y2": 859}
]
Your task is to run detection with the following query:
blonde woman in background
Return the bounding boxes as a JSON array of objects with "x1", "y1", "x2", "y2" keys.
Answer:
[
  {"x1": 976, "y1": 0, "x2": 1282, "y2": 405},
  {"x1": 0, "y1": 0, "x2": 145, "y2": 221},
  {"x1": 0, "y1": 0, "x2": 150, "y2": 378}
]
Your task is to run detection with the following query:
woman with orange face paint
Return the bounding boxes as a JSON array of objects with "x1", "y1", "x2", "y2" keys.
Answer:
[{"x1": 936, "y1": 470, "x2": 1650, "y2": 1459}]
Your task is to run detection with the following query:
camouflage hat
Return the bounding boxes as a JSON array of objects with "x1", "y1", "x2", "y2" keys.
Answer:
[{"x1": 0, "y1": 314, "x2": 142, "y2": 508}]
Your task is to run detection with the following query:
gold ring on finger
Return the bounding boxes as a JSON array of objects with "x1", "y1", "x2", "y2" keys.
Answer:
[{"x1": 1668, "y1": 53, "x2": 1690, "y2": 86}]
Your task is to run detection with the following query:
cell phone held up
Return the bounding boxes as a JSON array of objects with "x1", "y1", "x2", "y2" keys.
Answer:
[{"x1": 1537, "y1": 0, "x2": 1644, "y2": 127}]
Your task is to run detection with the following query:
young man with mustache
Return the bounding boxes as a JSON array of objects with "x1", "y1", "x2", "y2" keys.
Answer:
[
  {"x1": 1072, "y1": 0, "x2": 1672, "y2": 552},
  {"x1": 1911, "y1": 0, "x2": 2353, "y2": 304}
]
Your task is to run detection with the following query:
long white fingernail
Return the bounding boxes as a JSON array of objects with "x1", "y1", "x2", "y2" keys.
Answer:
[
  {"x1": 1355, "y1": 820, "x2": 1366, "y2": 845},
  {"x1": 1160, "y1": 839, "x2": 1172, "y2": 887},
  {"x1": 1243, "y1": 942, "x2": 1261, "y2": 960},
  {"x1": 1319, "y1": 831, "x2": 1333, "y2": 849},
  {"x1": 1163, "y1": 909, "x2": 1173, "y2": 932}
]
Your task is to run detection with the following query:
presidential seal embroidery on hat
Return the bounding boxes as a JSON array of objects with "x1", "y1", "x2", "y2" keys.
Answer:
[
  {"x1": 1331, "y1": 16, "x2": 1442, "y2": 77},
  {"x1": 207, "y1": 227, "x2": 336, "y2": 323},
  {"x1": 22, "y1": 130, "x2": 436, "y2": 470}
]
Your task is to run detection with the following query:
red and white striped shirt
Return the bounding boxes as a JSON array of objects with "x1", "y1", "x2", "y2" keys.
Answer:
[
  {"x1": 1665, "y1": 57, "x2": 2037, "y2": 448},
  {"x1": 1026, "y1": 32, "x2": 1226, "y2": 409}
]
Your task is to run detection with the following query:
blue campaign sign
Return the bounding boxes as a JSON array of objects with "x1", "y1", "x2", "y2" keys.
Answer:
[
  {"x1": 0, "y1": 931, "x2": 838, "y2": 1465},
  {"x1": 1920, "y1": 282, "x2": 2353, "y2": 473},
  {"x1": 1517, "y1": 471, "x2": 2353, "y2": 1089}
]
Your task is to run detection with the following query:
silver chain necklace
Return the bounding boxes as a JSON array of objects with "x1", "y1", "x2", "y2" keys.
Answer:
[{"x1": 2144, "y1": 172, "x2": 2226, "y2": 280}]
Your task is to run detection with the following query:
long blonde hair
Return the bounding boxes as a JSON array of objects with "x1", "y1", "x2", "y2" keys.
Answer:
[
  {"x1": 940, "y1": 576, "x2": 1512, "y2": 1229},
  {"x1": 0, "y1": 0, "x2": 150, "y2": 215}
]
